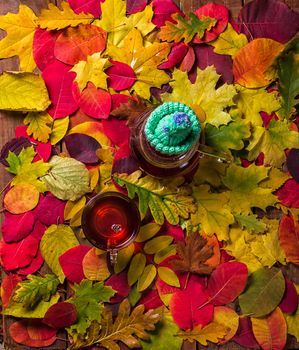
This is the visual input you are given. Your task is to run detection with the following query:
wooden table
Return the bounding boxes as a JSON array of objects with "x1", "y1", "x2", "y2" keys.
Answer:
[{"x1": 1, "y1": 0, "x2": 299, "y2": 349}]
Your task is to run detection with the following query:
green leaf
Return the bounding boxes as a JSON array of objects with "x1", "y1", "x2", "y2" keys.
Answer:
[
  {"x1": 0, "y1": 72, "x2": 50, "y2": 111},
  {"x1": 50, "y1": 117, "x2": 69, "y2": 145},
  {"x1": 40, "y1": 224, "x2": 79, "y2": 283},
  {"x1": 41, "y1": 156, "x2": 90, "y2": 201},
  {"x1": 137, "y1": 264, "x2": 157, "y2": 292},
  {"x1": 129, "y1": 285, "x2": 142, "y2": 307},
  {"x1": 24, "y1": 112, "x2": 53, "y2": 143},
  {"x1": 157, "y1": 267, "x2": 180, "y2": 288},
  {"x1": 238, "y1": 267, "x2": 285, "y2": 317},
  {"x1": 234, "y1": 213, "x2": 267, "y2": 233},
  {"x1": 154, "y1": 245, "x2": 176, "y2": 264},
  {"x1": 114, "y1": 243, "x2": 135, "y2": 274},
  {"x1": 135, "y1": 223, "x2": 161, "y2": 243},
  {"x1": 13, "y1": 274, "x2": 59, "y2": 309},
  {"x1": 68, "y1": 279, "x2": 115, "y2": 337},
  {"x1": 143, "y1": 236, "x2": 173, "y2": 255},
  {"x1": 114, "y1": 170, "x2": 196, "y2": 225},
  {"x1": 128, "y1": 253, "x2": 147, "y2": 286}
]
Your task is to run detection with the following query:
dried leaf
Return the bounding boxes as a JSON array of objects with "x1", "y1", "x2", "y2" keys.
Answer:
[
  {"x1": 33, "y1": 28, "x2": 58, "y2": 71},
  {"x1": 111, "y1": 96, "x2": 148, "y2": 121},
  {"x1": 4, "y1": 183, "x2": 39, "y2": 214},
  {"x1": 178, "y1": 322, "x2": 227, "y2": 345},
  {"x1": 277, "y1": 179, "x2": 299, "y2": 208},
  {"x1": 279, "y1": 278, "x2": 298, "y2": 314}
]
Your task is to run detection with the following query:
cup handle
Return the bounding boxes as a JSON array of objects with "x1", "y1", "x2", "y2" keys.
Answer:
[{"x1": 109, "y1": 249, "x2": 118, "y2": 265}]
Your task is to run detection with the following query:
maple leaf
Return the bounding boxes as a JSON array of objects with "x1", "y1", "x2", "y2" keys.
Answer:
[
  {"x1": 162, "y1": 67, "x2": 236, "y2": 127},
  {"x1": 69, "y1": 299, "x2": 161, "y2": 349},
  {"x1": 222, "y1": 164, "x2": 277, "y2": 214},
  {"x1": 209, "y1": 23, "x2": 248, "y2": 58},
  {"x1": 0, "y1": 72, "x2": 50, "y2": 112},
  {"x1": 67, "y1": 279, "x2": 115, "y2": 339},
  {"x1": 6, "y1": 146, "x2": 51, "y2": 192},
  {"x1": 71, "y1": 54, "x2": 110, "y2": 92},
  {"x1": 38, "y1": 2, "x2": 93, "y2": 30},
  {"x1": 106, "y1": 29, "x2": 170, "y2": 99},
  {"x1": 234, "y1": 86, "x2": 281, "y2": 126},
  {"x1": 171, "y1": 233, "x2": 214, "y2": 275},
  {"x1": 234, "y1": 213, "x2": 267, "y2": 233},
  {"x1": 0, "y1": 5, "x2": 37, "y2": 71},
  {"x1": 159, "y1": 13, "x2": 217, "y2": 44},
  {"x1": 111, "y1": 96, "x2": 148, "y2": 122},
  {"x1": 24, "y1": 112, "x2": 53, "y2": 143},
  {"x1": 113, "y1": 170, "x2": 197, "y2": 225},
  {"x1": 247, "y1": 120, "x2": 299, "y2": 167},
  {"x1": 13, "y1": 274, "x2": 59, "y2": 309}
]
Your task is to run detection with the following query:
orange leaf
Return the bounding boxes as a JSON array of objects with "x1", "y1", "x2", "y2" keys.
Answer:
[
  {"x1": 213, "y1": 306, "x2": 239, "y2": 343},
  {"x1": 251, "y1": 307, "x2": 287, "y2": 350},
  {"x1": 4, "y1": 184, "x2": 39, "y2": 214},
  {"x1": 82, "y1": 247, "x2": 111, "y2": 281},
  {"x1": 279, "y1": 215, "x2": 299, "y2": 265},
  {"x1": 9, "y1": 319, "x2": 57, "y2": 347},
  {"x1": 203, "y1": 234, "x2": 220, "y2": 268},
  {"x1": 233, "y1": 38, "x2": 284, "y2": 88}
]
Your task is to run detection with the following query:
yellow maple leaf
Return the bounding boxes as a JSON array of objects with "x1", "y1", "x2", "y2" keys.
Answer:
[
  {"x1": 24, "y1": 112, "x2": 53, "y2": 143},
  {"x1": 234, "y1": 86, "x2": 281, "y2": 125},
  {"x1": 71, "y1": 53, "x2": 110, "y2": 92},
  {"x1": 107, "y1": 29, "x2": 170, "y2": 99},
  {"x1": 260, "y1": 167, "x2": 290, "y2": 191},
  {"x1": 162, "y1": 67, "x2": 237, "y2": 127},
  {"x1": 38, "y1": 2, "x2": 93, "y2": 30},
  {"x1": 0, "y1": 5, "x2": 37, "y2": 71},
  {"x1": 210, "y1": 23, "x2": 248, "y2": 58}
]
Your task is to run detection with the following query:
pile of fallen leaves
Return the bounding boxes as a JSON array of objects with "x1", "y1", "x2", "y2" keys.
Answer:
[{"x1": 0, "y1": 0, "x2": 299, "y2": 349}]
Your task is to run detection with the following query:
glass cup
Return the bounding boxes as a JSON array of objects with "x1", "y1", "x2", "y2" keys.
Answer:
[{"x1": 81, "y1": 192, "x2": 141, "y2": 265}]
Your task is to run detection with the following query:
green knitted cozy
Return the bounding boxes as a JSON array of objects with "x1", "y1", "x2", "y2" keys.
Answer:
[{"x1": 144, "y1": 102, "x2": 201, "y2": 155}]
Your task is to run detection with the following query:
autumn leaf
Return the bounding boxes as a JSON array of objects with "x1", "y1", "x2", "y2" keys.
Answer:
[
  {"x1": 159, "y1": 13, "x2": 216, "y2": 44},
  {"x1": 285, "y1": 299, "x2": 299, "y2": 342},
  {"x1": 0, "y1": 4, "x2": 37, "y2": 71},
  {"x1": 234, "y1": 213, "x2": 267, "y2": 233},
  {"x1": 38, "y1": 1, "x2": 93, "y2": 30},
  {"x1": 82, "y1": 248, "x2": 111, "y2": 281},
  {"x1": 222, "y1": 164, "x2": 277, "y2": 214},
  {"x1": 13, "y1": 274, "x2": 59, "y2": 309},
  {"x1": 107, "y1": 29, "x2": 170, "y2": 99},
  {"x1": 64, "y1": 196, "x2": 86, "y2": 227},
  {"x1": 114, "y1": 243, "x2": 135, "y2": 274},
  {"x1": 135, "y1": 222, "x2": 161, "y2": 242},
  {"x1": 209, "y1": 23, "x2": 248, "y2": 58},
  {"x1": 97, "y1": 148, "x2": 115, "y2": 192},
  {"x1": 41, "y1": 156, "x2": 90, "y2": 201},
  {"x1": 111, "y1": 95, "x2": 148, "y2": 121},
  {"x1": 128, "y1": 252, "x2": 147, "y2": 286},
  {"x1": 44, "y1": 302, "x2": 78, "y2": 329},
  {"x1": 137, "y1": 264, "x2": 157, "y2": 292},
  {"x1": 162, "y1": 67, "x2": 236, "y2": 127},
  {"x1": 143, "y1": 236, "x2": 173, "y2": 255},
  {"x1": 279, "y1": 215, "x2": 299, "y2": 265},
  {"x1": 213, "y1": 306, "x2": 239, "y2": 343},
  {"x1": 113, "y1": 170, "x2": 197, "y2": 225},
  {"x1": 71, "y1": 54, "x2": 110, "y2": 92},
  {"x1": 4, "y1": 183, "x2": 39, "y2": 214},
  {"x1": 24, "y1": 112, "x2": 53, "y2": 143},
  {"x1": 171, "y1": 233, "x2": 214, "y2": 275},
  {"x1": 247, "y1": 120, "x2": 299, "y2": 167},
  {"x1": 0, "y1": 72, "x2": 50, "y2": 112},
  {"x1": 157, "y1": 266, "x2": 180, "y2": 287},
  {"x1": 233, "y1": 38, "x2": 284, "y2": 88},
  {"x1": 50, "y1": 117, "x2": 69, "y2": 145},
  {"x1": 40, "y1": 224, "x2": 79, "y2": 283}
]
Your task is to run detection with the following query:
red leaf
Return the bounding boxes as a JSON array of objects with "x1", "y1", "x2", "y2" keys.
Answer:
[
  {"x1": 18, "y1": 251, "x2": 44, "y2": 276},
  {"x1": 138, "y1": 288, "x2": 164, "y2": 311},
  {"x1": 0, "y1": 236, "x2": 39, "y2": 271},
  {"x1": 277, "y1": 179, "x2": 299, "y2": 208},
  {"x1": 206, "y1": 261, "x2": 248, "y2": 305},
  {"x1": 159, "y1": 43, "x2": 189, "y2": 70},
  {"x1": 126, "y1": 0, "x2": 147, "y2": 14},
  {"x1": 238, "y1": 0, "x2": 299, "y2": 44},
  {"x1": 111, "y1": 94, "x2": 130, "y2": 112},
  {"x1": 73, "y1": 83, "x2": 111, "y2": 119},
  {"x1": 43, "y1": 302, "x2": 77, "y2": 329},
  {"x1": 2, "y1": 211, "x2": 35, "y2": 243},
  {"x1": 170, "y1": 275, "x2": 214, "y2": 330},
  {"x1": 54, "y1": 24, "x2": 107, "y2": 65},
  {"x1": 59, "y1": 245, "x2": 91, "y2": 284},
  {"x1": 1, "y1": 274, "x2": 23, "y2": 308},
  {"x1": 33, "y1": 28, "x2": 59, "y2": 71},
  {"x1": 287, "y1": 148, "x2": 299, "y2": 183},
  {"x1": 179, "y1": 46, "x2": 195, "y2": 72},
  {"x1": 107, "y1": 61, "x2": 136, "y2": 91},
  {"x1": 68, "y1": 0, "x2": 104, "y2": 17},
  {"x1": 194, "y1": 3, "x2": 229, "y2": 43},
  {"x1": 106, "y1": 272, "x2": 131, "y2": 303},
  {"x1": 102, "y1": 119, "x2": 130, "y2": 147},
  {"x1": 279, "y1": 215, "x2": 299, "y2": 266},
  {"x1": 31, "y1": 221, "x2": 47, "y2": 241},
  {"x1": 42, "y1": 60, "x2": 79, "y2": 119},
  {"x1": 160, "y1": 222, "x2": 184, "y2": 242},
  {"x1": 233, "y1": 317, "x2": 260, "y2": 349},
  {"x1": 152, "y1": 0, "x2": 182, "y2": 28},
  {"x1": 65, "y1": 133, "x2": 101, "y2": 164},
  {"x1": 279, "y1": 278, "x2": 298, "y2": 314},
  {"x1": 9, "y1": 319, "x2": 57, "y2": 347},
  {"x1": 33, "y1": 193, "x2": 65, "y2": 226}
]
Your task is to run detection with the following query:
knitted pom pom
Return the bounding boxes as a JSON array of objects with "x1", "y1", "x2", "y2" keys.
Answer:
[{"x1": 144, "y1": 102, "x2": 201, "y2": 155}]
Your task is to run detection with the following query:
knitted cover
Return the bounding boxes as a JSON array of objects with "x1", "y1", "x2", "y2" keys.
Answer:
[{"x1": 144, "y1": 102, "x2": 201, "y2": 155}]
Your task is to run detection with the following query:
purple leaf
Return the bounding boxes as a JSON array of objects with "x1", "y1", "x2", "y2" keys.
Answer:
[
  {"x1": 126, "y1": 0, "x2": 147, "y2": 15},
  {"x1": 0, "y1": 137, "x2": 32, "y2": 167},
  {"x1": 279, "y1": 278, "x2": 298, "y2": 314},
  {"x1": 33, "y1": 193, "x2": 65, "y2": 226},
  {"x1": 287, "y1": 148, "x2": 299, "y2": 183},
  {"x1": 233, "y1": 317, "x2": 260, "y2": 349},
  {"x1": 65, "y1": 133, "x2": 101, "y2": 164},
  {"x1": 238, "y1": 0, "x2": 299, "y2": 43},
  {"x1": 2, "y1": 211, "x2": 35, "y2": 243},
  {"x1": 106, "y1": 272, "x2": 131, "y2": 303}
]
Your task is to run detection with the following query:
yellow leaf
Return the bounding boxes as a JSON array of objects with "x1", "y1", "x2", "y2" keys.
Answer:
[
  {"x1": 82, "y1": 248, "x2": 111, "y2": 281},
  {"x1": 114, "y1": 243, "x2": 135, "y2": 274},
  {"x1": 213, "y1": 306, "x2": 239, "y2": 343},
  {"x1": 89, "y1": 167, "x2": 99, "y2": 191},
  {"x1": 64, "y1": 196, "x2": 87, "y2": 227},
  {"x1": 0, "y1": 72, "x2": 50, "y2": 112},
  {"x1": 24, "y1": 112, "x2": 53, "y2": 143},
  {"x1": 260, "y1": 167, "x2": 290, "y2": 191},
  {"x1": 38, "y1": 1, "x2": 93, "y2": 30},
  {"x1": 162, "y1": 67, "x2": 236, "y2": 127},
  {"x1": 50, "y1": 117, "x2": 69, "y2": 145},
  {"x1": 157, "y1": 266, "x2": 180, "y2": 288},
  {"x1": 97, "y1": 148, "x2": 115, "y2": 192},
  {"x1": 137, "y1": 264, "x2": 157, "y2": 292},
  {"x1": 0, "y1": 4, "x2": 37, "y2": 71},
  {"x1": 4, "y1": 183, "x2": 39, "y2": 214},
  {"x1": 128, "y1": 252, "x2": 146, "y2": 286},
  {"x1": 135, "y1": 223, "x2": 161, "y2": 242},
  {"x1": 71, "y1": 54, "x2": 110, "y2": 92},
  {"x1": 210, "y1": 23, "x2": 248, "y2": 58},
  {"x1": 193, "y1": 157, "x2": 228, "y2": 187}
]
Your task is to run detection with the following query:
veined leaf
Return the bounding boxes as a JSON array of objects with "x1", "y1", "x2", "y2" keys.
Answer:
[
  {"x1": 143, "y1": 236, "x2": 173, "y2": 255},
  {"x1": 113, "y1": 170, "x2": 196, "y2": 225},
  {"x1": 235, "y1": 213, "x2": 267, "y2": 233},
  {"x1": 24, "y1": 112, "x2": 53, "y2": 143},
  {"x1": 157, "y1": 267, "x2": 180, "y2": 288},
  {"x1": 128, "y1": 253, "x2": 146, "y2": 286},
  {"x1": 135, "y1": 223, "x2": 161, "y2": 243},
  {"x1": 137, "y1": 264, "x2": 157, "y2": 292},
  {"x1": 4, "y1": 183, "x2": 39, "y2": 214},
  {"x1": 50, "y1": 117, "x2": 69, "y2": 145},
  {"x1": 114, "y1": 243, "x2": 135, "y2": 274}
]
